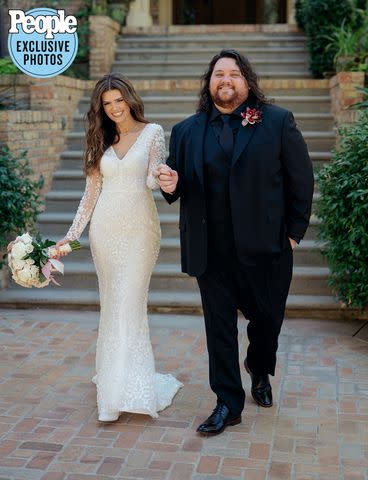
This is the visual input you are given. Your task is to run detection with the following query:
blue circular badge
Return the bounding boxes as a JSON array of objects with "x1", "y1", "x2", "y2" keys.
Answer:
[{"x1": 8, "y1": 8, "x2": 78, "y2": 78}]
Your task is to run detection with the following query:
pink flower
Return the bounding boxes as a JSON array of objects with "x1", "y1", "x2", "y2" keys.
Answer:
[{"x1": 241, "y1": 107, "x2": 262, "y2": 127}]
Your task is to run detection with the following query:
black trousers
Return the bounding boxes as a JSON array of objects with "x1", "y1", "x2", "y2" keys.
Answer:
[{"x1": 196, "y1": 245, "x2": 293, "y2": 416}]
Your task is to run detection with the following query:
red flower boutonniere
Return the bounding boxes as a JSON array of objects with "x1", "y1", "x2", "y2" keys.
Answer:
[{"x1": 241, "y1": 107, "x2": 262, "y2": 127}]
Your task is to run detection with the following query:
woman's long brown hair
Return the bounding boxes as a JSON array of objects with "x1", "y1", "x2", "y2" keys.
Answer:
[{"x1": 84, "y1": 73, "x2": 149, "y2": 175}]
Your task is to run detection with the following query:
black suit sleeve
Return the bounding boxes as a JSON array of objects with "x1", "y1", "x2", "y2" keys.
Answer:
[
  {"x1": 161, "y1": 125, "x2": 181, "y2": 204},
  {"x1": 281, "y1": 111, "x2": 314, "y2": 242}
]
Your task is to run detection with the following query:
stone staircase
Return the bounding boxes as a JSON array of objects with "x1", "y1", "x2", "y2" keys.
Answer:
[
  {"x1": 113, "y1": 32, "x2": 311, "y2": 79},
  {"x1": 0, "y1": 30, "x2": 342, "y2": 317}
]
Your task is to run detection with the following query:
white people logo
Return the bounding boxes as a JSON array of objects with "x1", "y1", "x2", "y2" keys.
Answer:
[{"x1": 8, "y1": 8, "x2": 78, "y2": 78}]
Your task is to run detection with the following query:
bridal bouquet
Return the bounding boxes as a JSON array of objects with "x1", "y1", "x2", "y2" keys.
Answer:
[{"x1": 7, "y1": 233, "x2": 80, "y2": 288}]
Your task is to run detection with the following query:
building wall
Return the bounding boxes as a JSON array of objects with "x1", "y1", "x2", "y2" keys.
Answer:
[{"x1": 156, "y1": 0, "x2": 296, "y2": 26}]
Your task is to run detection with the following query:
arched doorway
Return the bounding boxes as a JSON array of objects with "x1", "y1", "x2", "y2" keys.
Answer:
[{"x1": 173, "y1": 0, "x2": 287, "y2": 25}]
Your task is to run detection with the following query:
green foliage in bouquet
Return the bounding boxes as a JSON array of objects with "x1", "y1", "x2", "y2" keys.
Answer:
[
  {"x1": 0, "y1": 146, "x2": 44, "y2": 268},
  {"x1": 316, "y1": 110, "x2": 368, "y2": 310},
  {"x1": 29, "y1": 233, "x2": 55, "y2": 268},
  {"x1": 296, "y1": 0, "x2": 354, "y2": 78}
]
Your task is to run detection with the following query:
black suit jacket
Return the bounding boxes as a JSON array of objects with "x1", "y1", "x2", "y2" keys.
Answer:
[{"x1": 162, "y1": 103, "x2": 314, "y2": 277}]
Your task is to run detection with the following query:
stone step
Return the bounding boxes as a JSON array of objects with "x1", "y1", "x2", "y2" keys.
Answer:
[
  {"x1": 38, "y1": 206, "x2": 321, "y2": 241},
  {"x1": 45, "y1": 189, "x2": 321, "y2": 215},
  {"x1": 0, "y1": 288, "x2": 346, "y2": 320},
  {"x1": 54, "y1": 146, "x2": 331, "y2": 188},
  {"x1": 303, "y1": 215, "x2": 320, "y2": 241},
  {"x1": 111, "y1": 58, "x2": 310, "y2": 75},
  {"x1": 117, "y1": 34, "x2": 307, "y2": 50},
  {"x1": 147, "y1": 95, "x2": 331, "y2": 115},
  {"x1": 72, "y1": 112, "x2": 333, "y2": 134},
  {"x1": 33, "y1": 232, "x2": 327, "y2": 267},
  {"x1": 77, "y1": 94, "x2": 332, "y2": 115},
  {"x1": 65, "y1": 129, "x2": 335, "y2": 154},
  {"x1": 109, "y1": 69, "x2": 312, "y2": 80},
  {"x1": 7, "y1": 260, "x2": 330, "y2": 296},
  {"x1": 37, "y1": 211, "x2": 180, "y2": 238},
  {"x1": 115, "y1": 46, "x2": 309, "y2": 62},
  {"x1": 151, "y1": 191, "x2": 322, "y2": 214},
  {"x1": 80, "y1": 88, "x2": 330, "y2": 102},
  {"x1": 153, "y1": 189, "x2": 322, "y2": 208}
]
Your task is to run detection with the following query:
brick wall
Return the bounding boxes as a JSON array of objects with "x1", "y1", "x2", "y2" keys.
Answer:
[
  {"x1": 89, "y1": 16, "x2": 121, "y2": 79},
  {"x1": 0, "y1": 74, "x2": 31, "y2": 109},
  {"x1": 329, "y1": 72, "x2": 365, "y2": 125},
  {"x1": 0, "y1": 74, "x2": 94, "y2": 199},
  {"x1": 0, "y1": 110, "x2": 63, "y2": 196},
  {"x1": 29, "y1": 75, "x2": 92, "y2": 136}
]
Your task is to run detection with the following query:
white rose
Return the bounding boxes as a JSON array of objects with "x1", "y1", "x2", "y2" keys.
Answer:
[
  {"x1": 25, "y1": 244, "x2": 34, "y2": 254},
  {"x1": 11, "y1": 259, "x2": 27, "y2": 271},
  {"x1": 17, "y1": 268, "x2": 33, "y2": 283},
  {"x1": 12, "y1": 274, "x2": 31, "y2": 288},
  {"x1": 19, "y1": 233, "x2": 33, "y2": 245},
  {"x1": 13, "y1": 272, "x2": 32, "y2": 288},
  {"x1": 29, "y1": 265, "x2": 39, "y2": 278},
  {"x1": 25, "y1": 258, "x2": 35, "y2": 265},
  {"x1": 11, "y1": 242, "x2": 28, "y2": 260}
]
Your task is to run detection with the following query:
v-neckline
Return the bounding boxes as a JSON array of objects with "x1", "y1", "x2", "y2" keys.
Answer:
[{"x1": 111, "y1": 123, "x2": 149, "y2": 161}]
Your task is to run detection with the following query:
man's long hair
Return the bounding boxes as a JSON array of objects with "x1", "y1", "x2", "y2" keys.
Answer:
[
  {"x1": 197, "y1": 49, "x2": 270, "y2": 113},
  {"x1": 84, "y1": 73, "x2": 149, "y2": 175}
]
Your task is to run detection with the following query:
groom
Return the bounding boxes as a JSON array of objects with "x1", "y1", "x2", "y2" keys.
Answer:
[{"x1": 157, "y1": 50, "x2": 314, "y2": 435}]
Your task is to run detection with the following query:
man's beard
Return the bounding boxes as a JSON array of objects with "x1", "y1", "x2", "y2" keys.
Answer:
[{"x1": 211, "y1": 88, "x2": 244, "y2": 109}]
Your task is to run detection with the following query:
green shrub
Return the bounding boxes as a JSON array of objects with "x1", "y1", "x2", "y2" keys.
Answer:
[
  {"x1": 295, "y1": 0, "x2": 306, "y2": 30},
  {"x1": 350, "y1": 86, "x2": 368, "y2": 109},
  {"x1": 299, "y1": 0, "x2": 354, "y2": 78},
  {"x1": 316, "y1": 110, "x2": 368, "y2": 310},
  {"x1": 325, "y1": 9, "x2": 368, "y2": 72},
  {"x1": 0, "y1": 57, "x2": 19, "y2": 75},
  {"x1": 0, "y1": 146, "x2": 44, "y2": 268}
]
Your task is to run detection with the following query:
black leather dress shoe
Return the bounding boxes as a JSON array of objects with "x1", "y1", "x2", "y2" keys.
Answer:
[
  {"x1": 244, "y1": 359, "x2": 273, "y2": 408},
  {"x1": 196, "y1": 402, "x2": 241, "y2": 435}
]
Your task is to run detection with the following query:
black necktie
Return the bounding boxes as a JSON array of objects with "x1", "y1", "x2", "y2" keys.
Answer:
[{"x1": 219, "y1": 114, "x2": 233, "y2": 160}]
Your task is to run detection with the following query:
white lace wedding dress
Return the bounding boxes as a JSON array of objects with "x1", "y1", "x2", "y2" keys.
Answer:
[{"x1": 65, "y1": 123, "x2": 182, "y2": 418}]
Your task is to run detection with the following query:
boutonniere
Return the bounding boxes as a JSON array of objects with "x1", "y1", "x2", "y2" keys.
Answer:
[{"x1": 241, "y1": 107, "x2": 262, "y2": 127}]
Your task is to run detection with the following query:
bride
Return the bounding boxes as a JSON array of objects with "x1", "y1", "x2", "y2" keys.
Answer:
[{"x1": 55, "y1": 73, "x2": 182, "y2": 422}]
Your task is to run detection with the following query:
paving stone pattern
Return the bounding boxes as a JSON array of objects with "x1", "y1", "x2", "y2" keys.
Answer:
[{"x1": 0, "y1": 309, "x2": 367, "y2": 480}]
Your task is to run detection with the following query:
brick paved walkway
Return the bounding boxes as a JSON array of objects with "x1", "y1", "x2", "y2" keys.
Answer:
[{"x1": 0, "y1": 309, "x2": 367, "y2": 480}]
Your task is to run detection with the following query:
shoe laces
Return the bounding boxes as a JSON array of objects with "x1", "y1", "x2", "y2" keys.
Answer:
[{"x1": 212, "y1": 403, "x2": 228, "y2": 416}]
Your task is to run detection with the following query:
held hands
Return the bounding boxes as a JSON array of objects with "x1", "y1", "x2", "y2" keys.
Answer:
[{"x1": 156, "y1": 164, "x2": 178, "y2": 194}]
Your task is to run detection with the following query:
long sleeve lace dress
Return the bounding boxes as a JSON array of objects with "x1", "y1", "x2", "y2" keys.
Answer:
[{"x1": 64, "y1": 123, "x2": 182, "y2": 418}]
